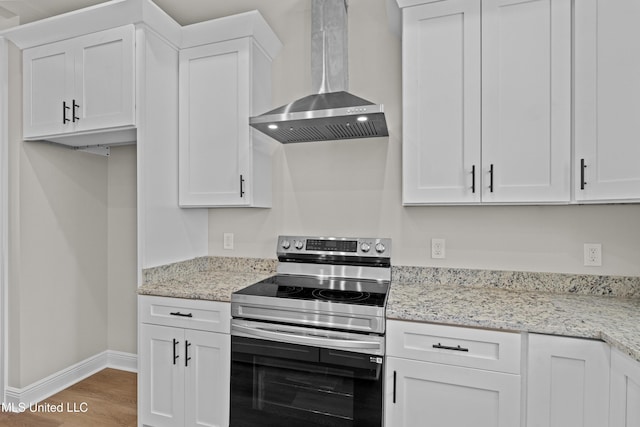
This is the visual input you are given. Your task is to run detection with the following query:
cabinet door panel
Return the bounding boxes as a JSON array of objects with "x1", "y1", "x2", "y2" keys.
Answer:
[
  {"x1": 139, "y1": 324, "x2": 184, "y2": 427},
  {"x1": 401, "y1": 0, "x2": 481, "y2": 204},
  {"x1": 482, "y1": 0, "x2": 570, "y2": 203},
  {"x1": 23, "y1": 46, "x2": 73, "y2": 138},
  {"x1": 610, "y1": 348, "x2": 640, "y2": 427},
  {"x1": 386, "y1": 357, "x2": 520, "y2": 427},
  {"x1": 76, "y1": 25, "x2": 135, "y2": 131},
  {"x1": 185, "y1": 330, "x2": 230, "y2": 427},
  {"x1": 179, "y1": 39, "x2": 251, "y2": 207},
  {"x1": 575, "y1": 0, "x2": 640, "y2": 201},
  {"x1": 527, "y1": 334, "x2": 610, "y2": 427}
]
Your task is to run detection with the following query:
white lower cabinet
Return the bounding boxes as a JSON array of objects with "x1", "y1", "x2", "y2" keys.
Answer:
[
  {"x1": 138, "y1": 296, "x2": 230, "y2": 427},
  {"x1": 386, "y1": 357, "x2": 521, "y2": 426},
  {"x1": 385, "y1": 320, "x2": 521, "y2": 427},
  {"x1": 610, "y1": 348, "x2": 640, "y2": 427},
  {"x1": 526, "y1": 333, "x2": 610, "y2": 427}
]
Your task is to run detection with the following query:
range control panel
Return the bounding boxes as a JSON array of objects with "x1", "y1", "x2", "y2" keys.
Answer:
[{"x1": 277, "y1": 235, "x2": 391, "y2": 258}]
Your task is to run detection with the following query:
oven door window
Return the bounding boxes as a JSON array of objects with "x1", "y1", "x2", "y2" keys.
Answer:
[{"x1": 231, "y1": 336, "x2": 383, "y2": 427}]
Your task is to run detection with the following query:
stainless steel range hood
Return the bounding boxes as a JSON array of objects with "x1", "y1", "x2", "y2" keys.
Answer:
[{"x1": 249, "y1": 0, "x2": 389, "y2": 144}]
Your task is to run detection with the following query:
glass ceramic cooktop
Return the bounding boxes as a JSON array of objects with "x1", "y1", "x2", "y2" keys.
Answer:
[{"x1": 235, "y1": 274, "x2": 389, "y2": 307}]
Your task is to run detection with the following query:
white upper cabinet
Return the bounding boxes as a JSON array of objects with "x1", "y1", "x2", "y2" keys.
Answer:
[
  {"x1": 401, "y1": 0, "x2": 481, "y2": 204},
  {"x1": 481, "y1": 0, "x2": 571, "y2": 204},
  {"x1": 574, "y1": 0, "x2": 640, "y2": 202},
  {"x1": 400, "y1": 0, "x2": 571, "y2": 205},
  {"x1": 178, "y1": 16, "x2": 280, "y2": 208},
  {"x1": 23, "y1": 25, "x2": 135, "y2": 143}
]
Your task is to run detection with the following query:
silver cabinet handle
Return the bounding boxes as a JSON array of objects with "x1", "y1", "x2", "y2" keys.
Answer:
[{"x1": 232, "y1": 324, "x2": 381, "y2": 350}]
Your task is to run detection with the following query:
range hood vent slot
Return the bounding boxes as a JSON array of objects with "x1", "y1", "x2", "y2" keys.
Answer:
[{"x1": 249, "y1": 0, "x2": 389, "y2": 143}]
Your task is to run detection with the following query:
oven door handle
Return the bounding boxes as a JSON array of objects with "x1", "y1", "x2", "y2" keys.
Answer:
[{"x1": 232, "y1": 324, "x2": 382, "y2": 350}]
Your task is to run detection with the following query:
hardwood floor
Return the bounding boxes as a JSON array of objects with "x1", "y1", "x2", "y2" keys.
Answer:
[{"x1": 0, "y1": 368, "x2": 136, "y2": 426}]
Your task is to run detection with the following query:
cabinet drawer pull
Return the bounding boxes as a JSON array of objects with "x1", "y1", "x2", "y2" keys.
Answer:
[
  {"x1": 63, "y1": 101, "x2": 71, "y2": 124},
  {"x1": 170, "y1": 311, "x2": 193, "y2": 318},
  {"x1": 433, "y1": 343, "x2": 469, "y2": 352},
  {"x1": 72, "y1": 99, "x2": 80, "y2": 122},
  {"x1": 489, "y1": 164, "x2": 494, "y2": 193},
  {"x1": 172, "y1": 338, "x2": 179, "y2": 365},
  {"x1": 393, "y1": 370, "x2": 397, "y2": 404},
  {"x1": 471, "y1": 165, "x2": 476, "y2": 194},
  {"x1": 580, "y1": 158, "x2": 587, "y2": 190}
]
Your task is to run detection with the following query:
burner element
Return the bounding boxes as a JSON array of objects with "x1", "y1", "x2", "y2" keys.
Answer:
[
  {"x1": 276, "y1": 286, "x2": 303, "y2": 296},
  {"x1": 312, "y1": 289, "x2": 371, "y2": 303}
]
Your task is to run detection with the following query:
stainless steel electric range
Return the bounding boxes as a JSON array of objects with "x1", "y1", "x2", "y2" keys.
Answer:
[{"x1": 230, "y1": 235, "x2": 391, "y2": 427}]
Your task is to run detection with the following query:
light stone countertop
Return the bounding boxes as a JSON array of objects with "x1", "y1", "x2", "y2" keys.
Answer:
[
  {"x1": 138, "y1": 257, "x2": 640, "y2": 362},
  {"x1": 387, "y1": 281, "x2": 640, "y2": 362},
  {"x1": 137, "y1": 269, "x2": 275, "y2": 302},
  {"x1": 137, "y1": 256, "x2": 277, "y2": 302}
]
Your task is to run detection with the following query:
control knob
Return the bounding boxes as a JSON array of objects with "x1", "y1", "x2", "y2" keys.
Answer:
[
  {"x1": 294, "y1": 240, "x2": 304, "y2": 250},
  {"x1": 360, "y1": 242, "x2": 371, "y2": 253},
  {"x1": 281, "y1": 240, "x2": 291, "y2": 250},
  {"x1": 375, "y1": 242, "x2": 386, "y2": 253}
]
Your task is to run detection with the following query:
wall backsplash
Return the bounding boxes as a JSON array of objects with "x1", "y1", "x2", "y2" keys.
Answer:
[{"x1": 392, "y1": 266, "x2": 640, "y2": 298}]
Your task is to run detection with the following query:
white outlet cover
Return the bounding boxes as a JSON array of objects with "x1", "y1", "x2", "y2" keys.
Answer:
[
  {"x1": 431, "y1": 238, "x2": 446, "y2": 259},
  {"x1": 583, "y1": 243, "x2": 602, "y2": 267},
  {"x1": 223, "y1": 233, "x2": 234, "y2": 250}
]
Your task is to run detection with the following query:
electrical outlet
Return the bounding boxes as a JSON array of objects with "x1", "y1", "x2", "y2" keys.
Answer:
[
  {"x1": 223, "y1": 233, "x2": 234, "y2": 250},
  {"x1": 431, "y1": 238, "x2": 446, "y2": 259},
  {"x1": 584, "y1": 243, "x2": 602, "y2": 266}
]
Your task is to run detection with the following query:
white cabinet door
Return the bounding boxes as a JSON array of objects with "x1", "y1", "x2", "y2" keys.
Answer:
[
  {"x1": 481, "y1": 0, "x2": 571, "y2": 203},
  {"x1": 401, "y1": 0, "x2": 481, "y2": 205},
  {"x1": 610, "y1": 348, "x2": 640, "y2": 427},
  {"x1": 23, "y1": 41, "x2": 74, "y2": 138},
  {"x1": 74, "y1": 25, "x2": 135, "y2": 133},
  {"x1": 574, "y1": 0, "x2": 640, "y2": 202},
  {"x1": 179, "y1": 38, "x2": 274, "y2": 208},
  {"x1": 527, "y1": 334, "x2": 610, "y2": 427},
  {"x1": 386, "y1": 357, "x2": 521, "y2": 427},
  {"x1": 139, "y1": 297, "x2": 231, "y2": 427},
  {"x1": 139, "y1": 324, "x2": 185, "y2": 427},
  {"x1": 22, "y1": 25, "x2": 135, "y2": 140},
  {"x1": 400, "y1": 0, "x2": 570, "y2": 205},
  {"x1": 184, "y1": 329, "x2": 230, "y2": 427}
]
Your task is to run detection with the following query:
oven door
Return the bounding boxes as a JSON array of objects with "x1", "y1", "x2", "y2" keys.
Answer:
[{"x1": 230, "y1": 334, "x2": 384, "y2": 427}]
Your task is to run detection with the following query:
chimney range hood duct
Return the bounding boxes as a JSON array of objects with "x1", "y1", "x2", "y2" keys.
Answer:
[{"x1": 249, "y1": 0, "x2": 389, "y2": 144}]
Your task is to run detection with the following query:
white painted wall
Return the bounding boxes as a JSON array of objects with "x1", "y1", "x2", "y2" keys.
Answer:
[
  {"x1": 0, "y1": 36, "x2": 8, "y2": 404},
  {"x1": 206, "y1": 0, "x2": 640, "y2": 277},
  {"x1": 107, "y1": 145, "x2": 137, "y2": 354}
]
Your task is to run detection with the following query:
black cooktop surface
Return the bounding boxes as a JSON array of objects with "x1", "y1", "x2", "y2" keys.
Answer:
[{"x1": 234, "y1": 274, "x2": 389, "y2": 307}]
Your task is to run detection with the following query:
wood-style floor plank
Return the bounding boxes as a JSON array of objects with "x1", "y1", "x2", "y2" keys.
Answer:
[{"x1": 0, "y1": 368, "x2": 136, "y2": 426}]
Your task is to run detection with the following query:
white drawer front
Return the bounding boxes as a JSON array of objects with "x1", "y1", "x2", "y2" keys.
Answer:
[
  {"x1": 139, "y1": 295, "x2": 230, "y2": 333},
  {"x1": 387, "y1": 320, "x2": 521, "y2": 374}
]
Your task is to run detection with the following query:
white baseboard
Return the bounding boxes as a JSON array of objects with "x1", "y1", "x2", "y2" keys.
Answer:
[
  {"x1": 4, "y1": 350, "x2": 137, "y2": 409},
  {"x1": 106, "y1": 350, "x2": 138, "y2": 373}
]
